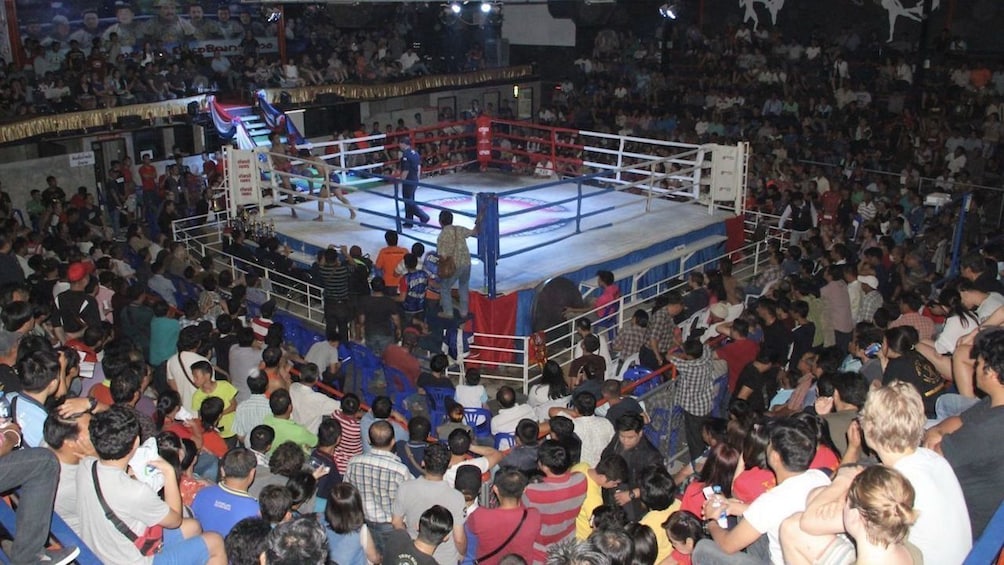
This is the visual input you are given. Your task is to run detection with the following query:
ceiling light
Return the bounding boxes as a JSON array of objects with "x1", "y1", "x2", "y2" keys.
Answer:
[
  {"x1": 450, "y1": 2, "x2": 461, "y2": 13},
  {"x1": 480, "y1": 2, "x2": 492, "y2": 13},
  {"x1": 659, "y1": 3, "x2": 677, "y2": 19}
]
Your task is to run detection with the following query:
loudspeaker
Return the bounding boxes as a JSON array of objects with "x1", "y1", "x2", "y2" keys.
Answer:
[
  {"x1": 116, "y1": 115, "x2": 143, "y2": 129},
  {"x1": 187, "y1": 101, "x2": 200, "y2": 117}
]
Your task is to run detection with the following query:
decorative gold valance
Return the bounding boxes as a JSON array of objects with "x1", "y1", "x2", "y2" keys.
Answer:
[
  {"x1": 0, "y1": 95, "x2": 210, "y2": 145},
  {"x1": 261, "y1": 65, "x2": 536, "y2": 104},
  {"x1": 0, "y1": 66, "x2": 535, "y2": 144}
]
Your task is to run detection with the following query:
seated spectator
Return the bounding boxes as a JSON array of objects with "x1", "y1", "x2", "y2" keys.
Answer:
[
  {"x1": 438, "y1": 403, "x2": 473, "y2": 440},
  {"x1": 76, "y1": 406, "x2": 227, "y2": 564},
  {"x1": 45, "y1": 408, "x2": 97, "y2": 537},
  {"x1": 600, "y1": 413, "x2": 662, "y2": 521},
  {"x1": 638, "y1": 466, "x2": 681, "y2": 563},
  {"x1": 444, "y1": 428, "x2": 504, "y2": 487},
  {"x1": 233, "y1": 370, "x2": 271, "y2": 444},
  {"x1": 264, "y1": 389, "x2": 317, "y2": 453},
  {"x1": 359, "y1": 395, "x2": 408, "y2": 453},
  {"x1": 490, "y1": 385, "x2": 536, "y2": 436},
  {"x1": 289, "y1": 362, "x2": 340, "y2": 434},
  {"x1": 693, "y1": 418, "x2": 830, "y2": 565},
  {"x1": 713, "y1": 318, "x2": 759, "y2": 393},
  {"x1": 305, "y1": 328, "x2": 347, "y2": 389},
  {"x1": 191, "y1": 448, "x2": 260, "y2": 536},
  {"x1": 887, "y1": 292, "x2": 935, "y2": 341},
  {"x1": 383, "y1": 505, "x2": 454, "y2": 564},
  {"x1": 528, "y1": 360, "x2": 571, "y2": 422},
  {"x1": 597, "y1": 379, "x2": 645, "y2": 423},
  {"x1": 258, "y1": 484, "x2": 293, "y2": 525},
  {"x1": 394, "y1": 415, "x2": 432, "y2": 477},
  {"x1": 262, "y1": 516, "x2": 328, "y2": 565},
  {"x1": 224, "y1": 517, "x2": 272, "y2": 565},
  {"x1": 925, "y1": 327, "x2": 1004, "y2": 539},
  {"x1": 499, "y1": 419, "x2": 541, "y2": 473},
  {"x1": 11, "y1": 348, "x2": 64, "y2": 447},
  {"x1": 454, "y1": 367, "x2": 488, "y2": 408},
  {"x1": 611, "y1": 309, "x2": 648, "y2": 363}
]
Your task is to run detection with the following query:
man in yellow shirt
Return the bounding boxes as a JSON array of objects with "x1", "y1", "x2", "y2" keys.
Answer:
[{"x1": 574, "y1": 454, "x2": 628, "y2": 540}]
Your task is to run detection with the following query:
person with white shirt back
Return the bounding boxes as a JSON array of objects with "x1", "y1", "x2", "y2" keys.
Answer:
[
  {"x1": 694, "y1": 418, "x2": 831, "y2": 565},
  {"x1": 490, "y1": 386, "x2": 536, "y2": 436},
  {"x1": 289, "y1": 363, "x2": 340, "y2": 435},
  {"x1": 781, "y1": 381, "x2": 971, "y2": 565}
]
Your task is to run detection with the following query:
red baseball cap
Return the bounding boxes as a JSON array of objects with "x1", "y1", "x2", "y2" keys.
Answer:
[{"x1": 67, "y1": 262, "x2": 93, "y2": 283}]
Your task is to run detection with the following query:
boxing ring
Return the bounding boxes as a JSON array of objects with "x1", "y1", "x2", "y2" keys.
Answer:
[{"x1": 209, "y1": 118, "x2": 749, "y2": 368}]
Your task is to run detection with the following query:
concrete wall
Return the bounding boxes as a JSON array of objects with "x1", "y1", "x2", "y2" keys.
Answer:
[{"x1": 2, "y1": 154, "x2": 98, "y2": 217}]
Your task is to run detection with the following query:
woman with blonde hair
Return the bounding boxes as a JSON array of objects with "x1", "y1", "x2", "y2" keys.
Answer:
[{"x1": 843, "y1": 465, "x2": 921, "y2": 564}]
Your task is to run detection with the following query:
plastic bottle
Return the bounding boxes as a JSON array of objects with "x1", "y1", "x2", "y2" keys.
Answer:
[{"x1": 711, "y1": 485, "x2": 729, "y2": 528}]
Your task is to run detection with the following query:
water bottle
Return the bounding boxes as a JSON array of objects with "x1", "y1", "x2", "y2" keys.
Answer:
[
  {"x1": 711, "y1": 485, "x2": 729, "y2": 528},
  {"x1": 0, "y1": 393, "x2": 9, "y2": 425}
]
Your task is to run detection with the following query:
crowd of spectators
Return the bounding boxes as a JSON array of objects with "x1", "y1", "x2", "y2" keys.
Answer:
[
  {"x1": 2, "y1": 11, "x2": 1004, "y2": 565},
  {"x1": 2, "y1": 2, "x2": 490, "y2": 119}
]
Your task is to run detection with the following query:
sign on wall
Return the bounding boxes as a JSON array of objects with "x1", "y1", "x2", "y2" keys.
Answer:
[{"x1": 68, "y1": 151, "x2": 95, "y2": 168}]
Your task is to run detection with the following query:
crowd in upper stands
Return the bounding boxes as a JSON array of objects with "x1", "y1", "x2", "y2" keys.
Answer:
[
  {"x1": 2, "y1": 2, "x2": 488, "y2": 118},
  {"x1": 1, "y1": 8, "x2": 1004, "y2": 565}
]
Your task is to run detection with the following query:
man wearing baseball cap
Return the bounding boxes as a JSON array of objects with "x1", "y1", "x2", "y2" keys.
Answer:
[{"x1": 54, "y1": 262, "x2": 101, "y2": 342}]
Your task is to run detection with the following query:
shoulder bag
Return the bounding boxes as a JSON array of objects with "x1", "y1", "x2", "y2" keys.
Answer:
[
  {"x1": 91, "y1": 462, "x2": 164, "y2": 556},
  {"x1": 475, "y1": 508, "x2": 528, "y2": 564}
]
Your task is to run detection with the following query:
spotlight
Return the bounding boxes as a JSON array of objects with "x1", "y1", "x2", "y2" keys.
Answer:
[
  {"x1": 449, "y1": 2, "x2": 461, "y2": 13},
  {"x1": 480, "y1": 1, "x2": 492, "y2": 13},
  {"x1": 659, "y1": 3, "x2": 677, "y2": 19}
]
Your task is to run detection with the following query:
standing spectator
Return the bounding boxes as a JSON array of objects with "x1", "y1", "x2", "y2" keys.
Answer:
[
  {"x1": 669, "y1": 339, "x2": 718, "y2": 463},
  {"x1": 436, "y1": 209, "x2": 481, "y2": 320},
  {"x1": 391, "y1": 443, "x2": 467, "y2": 564},
  {"x1": 777, "y1": 192, "x2": 818, "y2": 246},
  {"x1": 522, "y1": 440, "x2": 588, "y2": 565},
  {"x1": 264, "y1": 389, "x2": 317, "y2": 453},
  {"x1": 465, "y1": 469, "x2": 542, "y2": 565},
  {"x1": 375, "y1": 231, "x2": 407, "y2": 296},
  {"x1": 316, "y1": 247, "x2": 352, "y2": 341},
  {"x1": 601, "y1": 413, "x2": 662, "y2": 521},
  {"x1": 344, "y1": 420, "x2": 411, "y2": 552},
  {"x1": 289, "y1": 363, "x2": 340, "y2": 435},
  {"x1": 821, "y1": 266, "x2": 854, "y2": 353},
  {"x1": 713, "y1": 319, "x2": 759, "y2": 393},
  {"x1": 356, "y1": 278, "x2": 400, "y2": 355},
  {"x1": 639, "y1": 292, "x2": 684, "y2": 370}
]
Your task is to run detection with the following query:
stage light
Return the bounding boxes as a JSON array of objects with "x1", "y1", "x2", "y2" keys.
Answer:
[
  {"x1": 480, "y1": 2, "x2": 492, "y2": 13},
  {"x1": 449, "y1": 2, "x2": 461, "y2": 14},
  {"x1": 659, "y1": 3, "x2": 677, "y2": 19}
]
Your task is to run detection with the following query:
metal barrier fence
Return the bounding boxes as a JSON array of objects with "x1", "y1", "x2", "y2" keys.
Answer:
[{"x1": 173, "y1": 205, "x2": 787, "y2": 394}]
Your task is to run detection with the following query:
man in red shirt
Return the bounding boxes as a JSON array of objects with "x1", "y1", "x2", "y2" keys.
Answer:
[
  {"x1": 818, "y1": 184, "x2": 842, "y2": 226},
  {"x1": 137, "y1": 153, "x2": 159, "y2": 220},
  {"x1": 466, "y1": 469, "x2": 542, "y2": 565},
  {"x1": 713, "y1": 319, "x2": 759, "y2": 393}
]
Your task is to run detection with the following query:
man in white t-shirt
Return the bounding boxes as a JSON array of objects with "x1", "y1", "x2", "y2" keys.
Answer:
[
  {"x1": 694, "y1": 419, "x2": 830, "y2": 565},
  {"x1": 165, "y1": 326, "x2": 210, "y2": 409},
  {"x1": 443, "y1": 428, "x2": 504, "y2": 488},
  {"x1": 781, "y1": 381, "x2": 971, "y2": 565},
  {"x1": 490, "y1": 386, "x2": 536, "y2": 436}
]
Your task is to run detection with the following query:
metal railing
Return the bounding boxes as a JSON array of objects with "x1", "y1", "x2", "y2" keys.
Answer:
[
  {"x1": 171, "y1": 214, "x2": 328, "y2": 327},
  {"x1": 173, "y1": 207, "x2": 786, "y2": 395}
]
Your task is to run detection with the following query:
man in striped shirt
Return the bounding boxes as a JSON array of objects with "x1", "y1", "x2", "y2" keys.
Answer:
[
  {"x1": 316, "y1": 247, "x2": 352, "y2": 341},
  {"x1": 521, "y1": 440, "x2": 587, "y2": 565}
]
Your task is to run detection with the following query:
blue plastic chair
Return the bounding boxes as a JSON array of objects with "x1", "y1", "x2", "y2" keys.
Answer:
[
  {"x1": 665, "y1": 405, "x2": 686, "y2": 458},
  {"x1": 623, "y1": 365, "x2": 661, "y2": 396},
  {"x1": 963, "y1": 500, "x2": 1004, "y2": 565},
  {"x1": 424, "y1": 386, "x2": 455, "y2": 426},
  {"x1": 463, "y1": 407, "x2": 493, "y2": 440},
  {"x1": 0, "y1": 499, "x2": 102, "y2": 565},
  {"x1": 494, "y1": 432, "x2": 516, "y2": 450}
]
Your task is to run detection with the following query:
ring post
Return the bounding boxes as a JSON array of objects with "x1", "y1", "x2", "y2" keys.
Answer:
[{"x1": 477, "y1": 192, "x2": 500, "y2": 299}]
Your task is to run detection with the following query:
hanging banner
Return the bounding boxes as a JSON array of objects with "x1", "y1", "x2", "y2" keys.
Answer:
[{"x1": 230, "y1": 149, "x2": 259, "y2": 209}]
